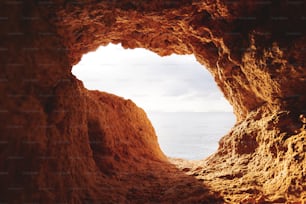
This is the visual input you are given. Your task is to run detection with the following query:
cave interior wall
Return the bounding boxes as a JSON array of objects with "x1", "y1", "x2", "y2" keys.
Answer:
[{"x1": 0, "y1": 0, "x2": 305, "y2": 203}]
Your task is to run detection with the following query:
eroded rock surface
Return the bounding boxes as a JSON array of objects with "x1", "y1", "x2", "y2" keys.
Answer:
[{"x1": 0, "y1": 0, "x2": 305, "y2": 203}]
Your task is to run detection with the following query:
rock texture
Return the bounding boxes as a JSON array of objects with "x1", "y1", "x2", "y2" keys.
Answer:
[{"x1": 0, "y1": 0, "x2": 305, "y2": 203}]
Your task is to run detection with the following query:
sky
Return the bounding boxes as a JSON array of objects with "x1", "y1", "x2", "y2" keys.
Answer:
[{"x1": 72, "y1": 43, "x2": 233, "y2": 113}]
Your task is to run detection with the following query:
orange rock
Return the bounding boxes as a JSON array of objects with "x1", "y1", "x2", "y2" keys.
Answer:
[{"x1": 0, "y1": 0, "x2": 305, "y2": 203}]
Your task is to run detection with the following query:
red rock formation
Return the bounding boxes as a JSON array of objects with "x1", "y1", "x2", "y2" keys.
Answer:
[{"x1": 0, "y1": 0, "x2": 305, "y2": 203}]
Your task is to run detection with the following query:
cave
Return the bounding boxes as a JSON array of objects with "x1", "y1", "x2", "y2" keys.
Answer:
[
  {"x1": 0, "y1": 1, "x2": 305, "y2": 203},
  {"x1": 72, "y1": 43, "x2": 235, "y2": 160}
]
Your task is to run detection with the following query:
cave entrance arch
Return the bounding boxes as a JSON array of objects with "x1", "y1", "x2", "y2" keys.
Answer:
[
  {"x1": 72, "y1": 43, "x2": 235, "y2": 160},
  {"x1": 1, "y1": 1, "x2": 305, "y2": 202}
]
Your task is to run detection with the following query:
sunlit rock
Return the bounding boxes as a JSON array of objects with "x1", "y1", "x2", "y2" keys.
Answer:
[{"x1": 0, "y1": 1, "x2": 305, "y2": 203}]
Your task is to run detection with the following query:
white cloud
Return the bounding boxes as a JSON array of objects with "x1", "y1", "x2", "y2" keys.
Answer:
[{"x1": 72, "y1": 43, "x2": 233, "y2": 113}]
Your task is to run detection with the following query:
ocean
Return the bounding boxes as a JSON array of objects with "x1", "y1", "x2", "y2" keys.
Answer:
[{"x1": 147, "y1": 112, "x2": 236, "y2": 160}]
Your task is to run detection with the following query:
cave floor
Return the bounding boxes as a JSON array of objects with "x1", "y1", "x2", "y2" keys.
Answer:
[{"x1": 94, "y1": 158, "x2": 223, "y2": 203}]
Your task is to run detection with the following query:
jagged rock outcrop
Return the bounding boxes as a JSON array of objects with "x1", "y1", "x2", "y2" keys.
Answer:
[{"x1": 0, "y1": 0, "x2": 305, "y2": 203}]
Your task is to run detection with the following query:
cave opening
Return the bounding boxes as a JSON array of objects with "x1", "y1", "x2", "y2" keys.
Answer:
[{"x1": 72, "y1": 43, "x2": 235, "y2": 160}]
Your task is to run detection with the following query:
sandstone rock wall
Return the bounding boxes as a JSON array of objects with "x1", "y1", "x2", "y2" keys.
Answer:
[{"x1": 0, "y1": 0, "x2": 305, "y2": 203}]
